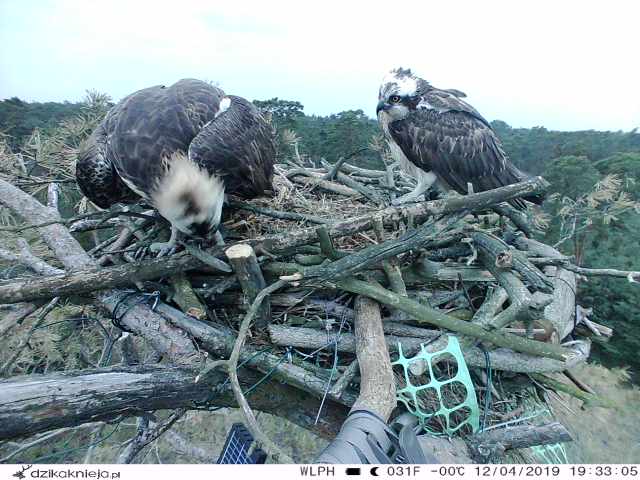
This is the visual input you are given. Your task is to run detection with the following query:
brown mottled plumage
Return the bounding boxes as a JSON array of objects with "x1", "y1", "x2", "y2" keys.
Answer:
[
  {"x1": 377, "y1": 68, "x2": 542, "y2": 209},
  {"x1": 188, "y1": 95, "x2": 275, "y2": 198},
  {"x1": 76, "y1": 79, "x2": 275, "y2": 248}
]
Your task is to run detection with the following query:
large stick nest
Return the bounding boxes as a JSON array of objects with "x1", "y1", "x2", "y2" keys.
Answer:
[{"x1": 0, "y1": 128, "x2": 616, "y2": 462}]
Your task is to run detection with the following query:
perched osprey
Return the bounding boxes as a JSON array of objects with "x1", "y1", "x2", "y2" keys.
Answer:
[
  {"x1": 377, "y1": 68, "x2": 542, "y2": 208},
  {"x1": 76, "y1": 79, "x2": 275, "y2": 252}
]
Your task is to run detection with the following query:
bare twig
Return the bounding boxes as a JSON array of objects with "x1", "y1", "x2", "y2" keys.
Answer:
[
  {"x1": 117, "y1": 410, "x2": 186, "y2": 463},
  {"x1": 225, "y1": 279, "x2": 294, "y2": 463}
]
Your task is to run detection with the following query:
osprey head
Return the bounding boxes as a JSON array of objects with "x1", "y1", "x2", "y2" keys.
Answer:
[
  {"x1": 152, "y1": 152, "x2": 225, "y2": 239},
  {"x1": 377, "y1": 68, "x2": 428, "y2": 122}
]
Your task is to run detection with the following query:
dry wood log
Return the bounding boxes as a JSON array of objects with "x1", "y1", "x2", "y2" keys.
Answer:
[
  {"x1": 225, "y1": 244, "x2": 270, "y2": 329},
  {"x1": 0, "y1": 365, "x2": 348, "y2": 442},
  {"x1": 333, "y1": 171, "x2": 385, "y2": 205},
  {"x1": 340, "y1": 162, "x2": 387, "y2": 178},
  {"x1": 574, "y1": 321, "x2": 613, "y2": 341},
  {"x1": 514, "y1": 237, "x2": 565, "y2": 258},
  {"x1": 472, "y1": 287, "x2": 509, "y2": 327},
  {"x1": 468, "y1": 422, "x2": 573, "y2": 462},
  {"x1": 322, "y1": 156, "x2": 349, "y2": 180},
  {"x1": 350, "y1": 296, "x2": 396, "y2": 419},
  {"x1": 512, "y1": 237, "x2": 577, "y2": 340},
  {"x1": 415, "y1": 258, "x2": 495, "y2": 283},
  {"x1": 0, "y1": 254, "x2": 208, "y2": 304},
  {"x1": 288, "y1": 171, "x2": 361, "y2": 197},
  {"x1": 267, "y1": 325, "x2": 590, "y2": 373},
  {"x1": 543, "y1": 265, "x2": 577, "y2": 340},
  {"x1": 471, "y1": 231, "x2": 553, "y2": 293},
  {"x1": 492, "y1": 203, "x2": 537, "y2": 237},
  {"x1": 169, "y1": 273, "x2": 208, "y2": 320},
  {"x1": 473, "y1": 235, "x2": 553, "y2": 333}
]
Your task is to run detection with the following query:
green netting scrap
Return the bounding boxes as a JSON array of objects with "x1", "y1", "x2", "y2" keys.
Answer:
[
  {"x1": 523, "y1": 396, "x2": 568, "y2": 464},
  {"x1": 531, "y1": 442, "x2": 568, "y2": 464},
  {"x1": 392, "y1": 335, "x2": 480, "y2": 436}
]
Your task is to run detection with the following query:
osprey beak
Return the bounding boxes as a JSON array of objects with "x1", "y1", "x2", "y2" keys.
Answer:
[{"x1": 376, "y1": 100, "x2": 388, "y2": 114}]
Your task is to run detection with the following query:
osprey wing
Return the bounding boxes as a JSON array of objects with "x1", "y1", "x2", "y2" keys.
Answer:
[
  {"x1": 106, "y1": 79, "x2": 225, "y2": 197},
  {"x1": 76, "y1": 121, "x2": 139, "y2": 208},
  {"x1": 389, "y1": 90, "x2": 538, "y2": 208},
  {"x1": 188, "y1": 96, "x2": 276, "y2": 198}
]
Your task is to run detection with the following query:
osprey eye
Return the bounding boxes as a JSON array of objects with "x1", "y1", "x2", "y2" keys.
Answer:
[{"x1": 389, "y1": 95, "x2": 401, "y2": 104}]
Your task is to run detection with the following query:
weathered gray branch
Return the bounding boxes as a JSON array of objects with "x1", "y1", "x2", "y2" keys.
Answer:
[
  {"x1": 117, "y1": 409, "x2": 186, "y2": 463},
  {"x1": 468, "y1": 422, "x2": 573, "y2": 462},
  {"x1": 513, "y1": 237, "x2": 577, "y2": 340},
  {"x1": 0, "y1": 365, "x2": 348, "y2": 442},
  {"x1": 225, "y1": 244, "x2": 270, "y2": 329},
  {"x1": 350, "y1": 297, "x2": 396, "y2": 420},
  {"x1": 288, "y1": 170, "x2": 361, "y2": 197},
  {"x1": 471, "y1": 231, "x2": 553, "y2": 293},
  {"x1": 0, "y1": 178, "x2": 200, "y2": 365},
  {"x1": 0, "y1": 254, "x2": 208, "y2": 304},
  {"x1": 267, "y1": 325, "x2": 590, "y2": 373},
  {"x1": 335, "y1": 277, "x2": 572, "y2": 361},
  {"x1": 162, "y1": 304, "x2": 358, "y2": 406}
]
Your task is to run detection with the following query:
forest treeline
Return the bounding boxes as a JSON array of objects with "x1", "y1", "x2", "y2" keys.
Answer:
[{"x1": 1, "y1": 95, "x2": 639, "y2": 380}]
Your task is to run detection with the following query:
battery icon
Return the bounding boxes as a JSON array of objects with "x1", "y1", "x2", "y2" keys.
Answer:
[{"x1": 345, "y1": 467, "x2": 361, "y2": 475}]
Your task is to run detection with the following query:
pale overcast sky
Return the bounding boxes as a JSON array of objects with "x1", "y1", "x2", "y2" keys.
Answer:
[{"x1": 1, "y1": 0, "x2": 638, "y2": 131}]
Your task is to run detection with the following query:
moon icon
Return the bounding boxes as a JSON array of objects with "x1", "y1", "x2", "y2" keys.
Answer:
[{"x1": 370, "y1": 467, "x2": 379, "y2": 476}]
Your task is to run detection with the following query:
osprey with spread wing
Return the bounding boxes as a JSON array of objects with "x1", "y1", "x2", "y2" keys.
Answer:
[
  {"x1": 76, "y1": 78, "x2": 275, "y2": 252},
  {"x1": 377, "y1": 68, "x2": 542, "y2": 209}
]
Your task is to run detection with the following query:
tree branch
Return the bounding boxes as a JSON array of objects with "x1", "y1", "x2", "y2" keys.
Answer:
[{"x1": 0, "y1": 365, "x2": 348, "y2": 442}]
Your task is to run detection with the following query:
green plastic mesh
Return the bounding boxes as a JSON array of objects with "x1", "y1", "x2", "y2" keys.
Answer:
[
  {"x1": 392, "y1": 335, "x2": 480, "y2": 436},
  {"x1": 531, "y1": 442, "x2": 568, "y2": 464},
  {"x1": 526, "y1": 397, "x2": 568, "y2": 464}
]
